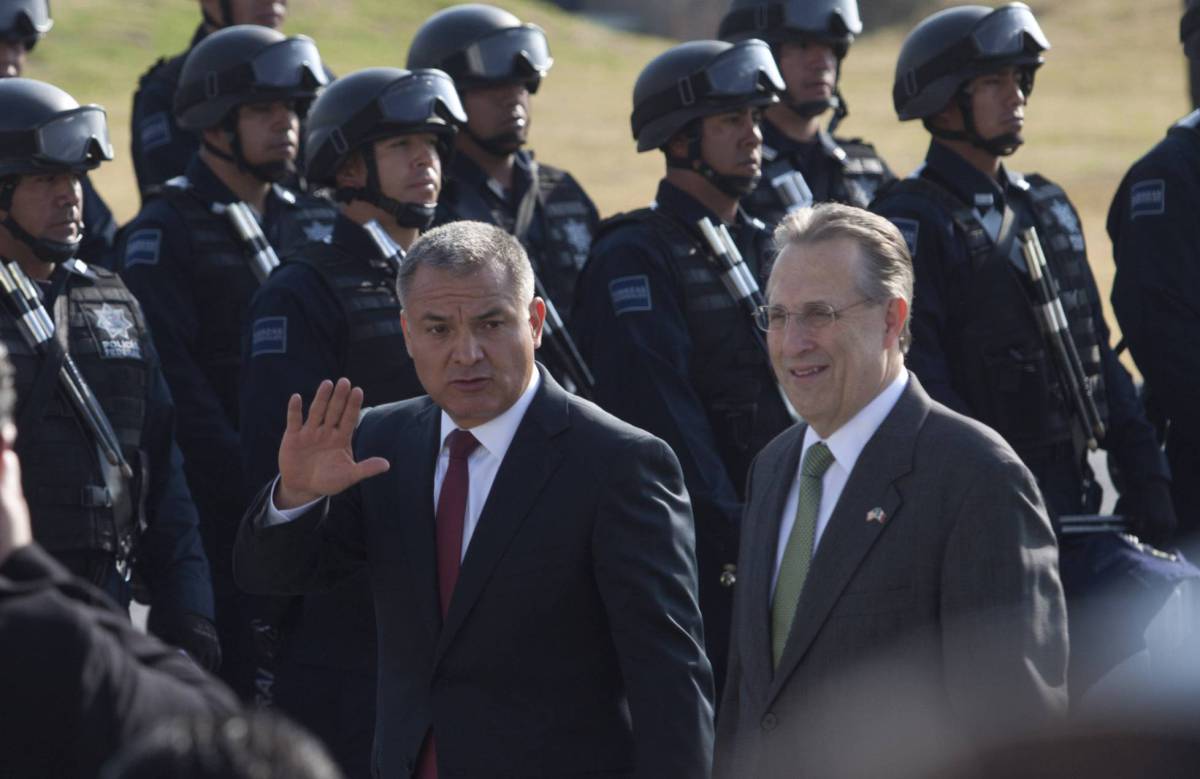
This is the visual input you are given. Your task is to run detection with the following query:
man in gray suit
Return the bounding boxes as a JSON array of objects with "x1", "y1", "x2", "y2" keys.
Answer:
[{"x1": 714, "y1": 203, "x2": 1068, "y2": 778}]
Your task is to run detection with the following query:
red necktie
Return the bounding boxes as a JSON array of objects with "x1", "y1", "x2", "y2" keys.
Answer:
[
  {"x1": 419, "y1": 428, "x2": 479, "y2": 779},
  {"x1": 435, "y1": 428, "x2": 480, "y2": 616}
]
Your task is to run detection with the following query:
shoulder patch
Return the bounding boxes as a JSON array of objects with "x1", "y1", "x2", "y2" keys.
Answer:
[
  {"x1": 251, "y1": 316, "x2": 288, "y2": 357},
  {"x1": 889, "y1": 217, "x2": 920, "y2": 256},
  {"x1": 1130, "y1": 179, "x2": 1166, "y2": 218},
  {"x1": 138, "y1": 112, "x2": 172, "y2": 153},
  {"x1": 123, "y1": 228, "x2": 162, "y2": 269},
  {"x1": 608, "y1": 275, "x2": 652, "y2": 316}
]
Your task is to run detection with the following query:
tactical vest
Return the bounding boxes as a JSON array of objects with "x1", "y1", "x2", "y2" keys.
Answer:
[
  {"x1": 438, "y1": 161, "x2": 596, "y2": 322},
  {"x1": 744, "y1": 132, "x2": 891, "y2": 228},
  {"x1": 159, "y1": 181, "x2": 335, "y2": 426},
  {"x1": 161, "y1": 183, "x2": 259, "y2": 427},
  {"x1": 7, "y1": 266, "x2": 149, "y2": 565},
  {"x1": 283, "y1": 242, "x2": 421, "y2": 404},
  {"x1": 593, "y1": 209, "x2": 791, "y2": 496},
  {"x1": 886, "y1": 174, "x2": 1108, "y2": 458}
]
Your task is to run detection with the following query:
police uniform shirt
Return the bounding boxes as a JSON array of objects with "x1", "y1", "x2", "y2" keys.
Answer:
[
  {"x1": 117, "y1": 154, "x2": 335, "y2": 593},
  {"x1": 11, "y1": 262, "x2": 213, "y2": 619},
  {"x1": 130, "y1": 24, "x2": 208, "y2": 199},
  {"x1": 871, "y1": 141, "x2": 1167, "y2": 514},
  {"x1": 742, "y1": 119, "x2": 893, "y2": 229},
  {"x1": 240, "y1": 213, "x2": 422, "y2": 493},
  {"x1": 576, "y1": 178, "x2": 787, "y2": 547},
  {"x1": 1109, "y1": 111, "x2": 1200, "y2": 449}
]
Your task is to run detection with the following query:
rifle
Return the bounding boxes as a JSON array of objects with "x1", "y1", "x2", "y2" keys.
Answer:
[
  {"x1": 768, "y1": 169, "x2": 814, "y2": 215},
  {"x1": 362, "y1": 219, "x2": 404, "y2": 276},
  {"x1": 0, "y1": 261, "x2": 133, "y2": 479},
  {"x1": 212, "y1": 201, "x2": 280, "y2": 284},
  {"x1": 696, "y1": 217, "x2": 800, "y2": 422},
  {"x1": 1018, "y1": 227, "x2": 1106, "y2": 450}
]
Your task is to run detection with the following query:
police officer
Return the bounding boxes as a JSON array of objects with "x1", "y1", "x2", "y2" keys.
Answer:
[
  {"x1": 407, "y1": 4, "x2": 599, "y2": 328},
  {"x1": 0, "y1": 78, "x2": 219, "y2": 670},
  {"x1": 718, "y1": 0, "x2": 893, "y2": 227},
  {"x1": 870, "y1": 5, "x2": 1175, "y2": 542},
  {"x1": 1108, "y1": 0, "x2": 1200, "y2": 554},
  {"x1": 573, "y1": 39, "x2": 791, "y2": 698},
  {"x1": 238, "y1": 67, "x2": 465, "y2": 779},
  {"x1": 130, "y1": 0, "x2": 288, "y2": 199},
  {"x1": 117, "y1": 25, "x2": 336, "y2": 701},
  {"x1": 1, "y1": 0, "x2": 118, "y2": 267}
]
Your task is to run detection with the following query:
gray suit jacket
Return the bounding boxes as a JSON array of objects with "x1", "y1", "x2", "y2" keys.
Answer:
[{"x1": 714, "y1": 375, "x2": 1068, "y2": 778}]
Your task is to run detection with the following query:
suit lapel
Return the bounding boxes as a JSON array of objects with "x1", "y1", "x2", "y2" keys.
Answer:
[
  {"x1": 769, "y1": 378, "x2": 931, "y2": 701},
  {"x1": 396, "y1": 402, "x2": 443, "y2": 645},
  {"x1": 743, "y1": 425, "x2": 805, "y2": 698},
  {"x1": 434, "y1": 369, "x2": 569, "y2": 659}
]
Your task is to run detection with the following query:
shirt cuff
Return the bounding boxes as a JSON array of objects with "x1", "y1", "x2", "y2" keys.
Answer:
[{"x1": 262, "y1": 475, "x2": 323, "y2": 527}]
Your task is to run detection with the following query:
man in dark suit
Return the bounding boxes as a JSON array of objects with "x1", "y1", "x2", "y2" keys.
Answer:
[
  {"x1": 714, "y1": 203, "x2": 1068, "y2": 778},
  {"x1": 234, "y1": 220, "x2": 714, "y2": 778}
]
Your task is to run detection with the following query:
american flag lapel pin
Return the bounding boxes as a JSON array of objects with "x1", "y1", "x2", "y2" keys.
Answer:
[{"x1": 866, "y1": 507, "x2": 886, "y2": 524}]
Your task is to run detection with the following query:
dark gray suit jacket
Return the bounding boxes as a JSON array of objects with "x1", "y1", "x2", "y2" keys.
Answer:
[
  {"x1": 714, "y1": 376, "x2": 1068, "y2": 778},
  {"x1": 234, "y1": 367, "x2": 714, "y2": 778}
]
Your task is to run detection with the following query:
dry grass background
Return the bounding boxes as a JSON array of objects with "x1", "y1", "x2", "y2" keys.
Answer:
[{"x1": 22, "y1": 0, "x2": 1195, "y2": 358}]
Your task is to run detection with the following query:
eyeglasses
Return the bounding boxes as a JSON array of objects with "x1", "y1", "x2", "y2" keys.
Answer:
[{"x1": 754, "y1": 298, "x2": 876, "y2": 332}]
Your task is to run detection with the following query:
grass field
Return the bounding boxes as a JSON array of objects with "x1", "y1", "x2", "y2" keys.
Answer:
[{"x1": 21, "y1": 0, "x2": 1195, "y2": 358}]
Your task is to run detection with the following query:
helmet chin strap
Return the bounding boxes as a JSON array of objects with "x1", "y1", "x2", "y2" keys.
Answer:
[
  {"x1": 667, "y1": 126, "x2": 760, "y2": 200},
  {"x1": 0, "y1": 180, "x2": 79, "y2": 265},
  {"x1": 926, "y1": 89, "x2": 1023, "y2": 158},
  {"x1": 334, "y1": 144, "x2": 436, "y2": 230},
  {"x1": 203, "y1": 116, "x2": 295, "y2": 184}
]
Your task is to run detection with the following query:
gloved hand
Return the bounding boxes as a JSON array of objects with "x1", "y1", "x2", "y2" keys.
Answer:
[
  {"x1": 148, "y1": 608, "x2": 223, "y2": 672},
  {"x1": 1121, "y1": 478, "x2": 1178, "y2": 549}
]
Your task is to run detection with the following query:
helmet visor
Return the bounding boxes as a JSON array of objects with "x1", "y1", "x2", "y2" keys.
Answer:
[
  {"x1": 252, "y1": 36, "x2": 328, "y2": 90},
  {"x1": 35, "y1": 106, "x2": 113, "y2": 168},
  {"x1": 970, "y1": 4, "x2": 1050, "y2": 58},
  {"x1": 378, "y1": 69, "x2": 467, "y2": 127},
  {"x1": 783, "y1": 0, "x2": 863, "y2": 37},
  {"x1": 704, "y1": 40, "x2": 785, "y2": 98},
  {"x1": 462, "y1": 25, "x2": 553, "y2": 81}
]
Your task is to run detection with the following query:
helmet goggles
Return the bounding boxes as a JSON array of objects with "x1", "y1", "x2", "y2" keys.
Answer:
[
  {"x1": 631, "y1": 39, "x2": 783, "y2": 132},
  {"x1": 182, "y1": 35, "x2": 327, "y2": 109},
  {"x1": 0, "y1": 105, "x2": 113, "y2": 172},
  {"x1": 902, "y1": 3, "x2": 1049, "y2": 101},
  {"x1": 456, "y1": 24, "x2": 553, "y2": 86}
]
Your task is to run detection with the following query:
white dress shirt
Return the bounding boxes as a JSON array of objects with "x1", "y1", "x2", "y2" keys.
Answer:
[
  {"x1": 770, "y1": 369, "x2": 909, "y2": 595},
  {"x1": 266, "y1": 370, "x2": 542, "y2": 565}
]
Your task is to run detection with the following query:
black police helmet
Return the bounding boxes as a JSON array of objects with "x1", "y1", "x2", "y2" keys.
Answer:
[
  {"x1": 632, "y1": 39, "x2": 783, "y2": 153},
  {"x1": 893, "y1": 3, "x2": 1049, "y2": 121},
  {"x1": 304, "y1": 67, "x2": 467, "y2": 188},
  {"x1": 174, "y1": 25, "x2": 327, "y2": 131},
  {"x1": 718, "y1": 0, "x2": 861, "y2": 57},
  {"x1": 0, "y1": 0, "x2": 51, "y2": 50},
  {"x1": 0, "y1": 78, "x2": 113, "y2": 178},
  {"x1": 406, "y1": 4, "x2": 553, "y2": 93}
]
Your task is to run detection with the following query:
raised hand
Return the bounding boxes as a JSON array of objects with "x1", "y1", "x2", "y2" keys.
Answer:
[{"x1": 275, "y1": 378, "x2": 390, "y2": 509}]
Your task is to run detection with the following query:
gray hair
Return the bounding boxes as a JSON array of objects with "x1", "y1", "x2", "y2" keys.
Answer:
[
  {"x1": 771, "y1": 202, "x2": 914, "y2": 352},
  {"x1": 396, "y1": 220, "x2": 535, "y2": 308}
]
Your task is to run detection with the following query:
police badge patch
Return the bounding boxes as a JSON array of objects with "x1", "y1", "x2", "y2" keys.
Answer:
[
  {"x1": 561, "y1": 219, "x2": 592, "y2": 267},
  {"x1": 84, "y1": 303, "x2": 143, "y2": 360},
  {"x1": 1130, "y1": 179, "x2": 1166, "y2": 219}
]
